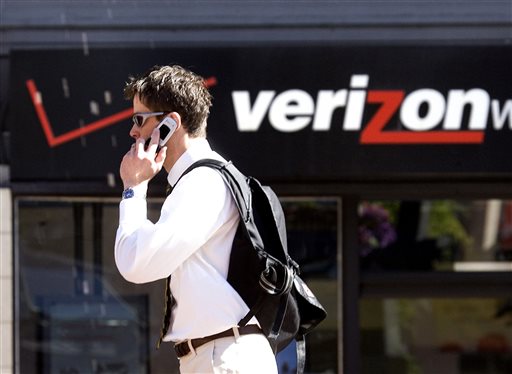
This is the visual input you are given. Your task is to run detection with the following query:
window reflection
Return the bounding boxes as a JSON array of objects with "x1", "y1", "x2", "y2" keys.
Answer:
[
  {"x1": 16, "y1": 200, "x2": 171, "y2": 374},
  {"x1": 360, "y1": 298, "x2": 512, "y2": 374},
  {"x1": 278, "y1": 199, "x2": 339, "y2": 373},
  {"x1": 282, "y1": 199, "x2": 338, "y2": 279},
  {"x1": 359, "y1": 200, "x2": 512, "y2": 272}
]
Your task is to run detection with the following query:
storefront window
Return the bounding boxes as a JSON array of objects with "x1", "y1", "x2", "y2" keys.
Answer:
[
  {"x1": 359, "y1": 200, "x2": 512, "y2": 272},
  {"x1": 360, "y1": 297, "x2": 512, "y2": 374},
  {"x1": 16, "y1": 199, "x2": 171, "y2": 373},
  {"x1": 15, "y1": 197, "x2": 339, "y2": 374},
  {"x1": 278, "y1": 198, "x2": 340, "y2": 374}
]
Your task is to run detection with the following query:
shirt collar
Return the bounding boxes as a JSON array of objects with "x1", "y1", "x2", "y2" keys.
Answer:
[{"x1": 167, "y1": 138, "x2": 214, "y2": 187}]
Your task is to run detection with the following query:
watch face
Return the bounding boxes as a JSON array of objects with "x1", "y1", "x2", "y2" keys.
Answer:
[{"x1": 123, "y1": 188, "x2": 134, "y2": 199}]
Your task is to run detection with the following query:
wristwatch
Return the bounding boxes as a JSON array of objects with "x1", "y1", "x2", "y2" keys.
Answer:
[
  {"x1": 122, "y1": 187, "x2": 135, "y2": 199},
  {"x1": 122, "y1": 185, "x2": 147, "y2": 200}
]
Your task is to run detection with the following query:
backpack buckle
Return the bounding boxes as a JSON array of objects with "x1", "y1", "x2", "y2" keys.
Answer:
[{"x1": 259, "y1": 262, "x2": 295, "y2": 296}]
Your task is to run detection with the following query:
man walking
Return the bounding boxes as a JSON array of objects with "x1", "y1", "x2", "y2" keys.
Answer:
[{"x1": 114, "y1": 65, "x2": 278, "y2": 373}]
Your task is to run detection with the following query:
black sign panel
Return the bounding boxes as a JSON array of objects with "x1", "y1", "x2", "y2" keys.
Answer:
[{"x1": 8, "y1": 46, "x2": 512, "y2": 187}]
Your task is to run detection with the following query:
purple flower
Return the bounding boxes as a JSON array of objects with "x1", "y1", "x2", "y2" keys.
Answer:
[{"x1": 358, "y1": 203, "x2": 397, "y2": 256}]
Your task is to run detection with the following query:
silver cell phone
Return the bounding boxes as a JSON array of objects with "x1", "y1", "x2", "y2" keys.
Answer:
[{"x1": 145, "y1": 117, "x2": 177, "y2": 150}]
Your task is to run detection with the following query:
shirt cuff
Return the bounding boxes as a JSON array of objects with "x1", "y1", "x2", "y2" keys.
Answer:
[{"x1": 119, "y1": 196, "x2": 147, "y2": 228}]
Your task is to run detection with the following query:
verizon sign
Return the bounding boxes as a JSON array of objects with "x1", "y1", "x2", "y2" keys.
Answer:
[
  {"x1": 8, "y1": 46, "x2": 512, "y2": 186},
  {"x1": 232, "y1": 74, "x2": 512, "y2": 144}
]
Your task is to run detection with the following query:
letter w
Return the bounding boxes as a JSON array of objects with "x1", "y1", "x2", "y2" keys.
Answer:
[
  {"x1": 491, "y1": 99, "x2": 512, "y2": 130},
  {"x1": 232, "y1": 91, "x2": 276, "y2": 131}
]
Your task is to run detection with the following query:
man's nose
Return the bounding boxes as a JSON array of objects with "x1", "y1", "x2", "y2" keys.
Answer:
[{"x1": 129, "y1": 124, "x2": 139, "y2": 139}]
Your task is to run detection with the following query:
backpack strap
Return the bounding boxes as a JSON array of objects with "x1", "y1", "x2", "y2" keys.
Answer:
[
  {"x1": 238, "y1": 292, "x2": 265, "y2": 327},
  {"x1": 296, "y1": 335, "x2": 306, "y2": 374}
]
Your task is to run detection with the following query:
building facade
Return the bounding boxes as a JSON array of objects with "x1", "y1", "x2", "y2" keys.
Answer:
[{"x1": 1, "y1": 1, "x2": 512, "y2": 373}]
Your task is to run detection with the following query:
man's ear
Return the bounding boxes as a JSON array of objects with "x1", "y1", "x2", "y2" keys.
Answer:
[{"x1": 169, "y1": 112, "x2": 182, "y2": 130}]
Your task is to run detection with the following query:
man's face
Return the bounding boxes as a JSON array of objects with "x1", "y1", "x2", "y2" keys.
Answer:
[{"x1": 129, "y1": 95, "x2": 165, "y2": 141}]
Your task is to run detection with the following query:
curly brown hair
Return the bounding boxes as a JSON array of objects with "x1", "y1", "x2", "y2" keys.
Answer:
[{"x1": 124, "y1": 65, "x2": 212, "y2": 138}]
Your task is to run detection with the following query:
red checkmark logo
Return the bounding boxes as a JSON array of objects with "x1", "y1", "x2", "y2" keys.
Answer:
[
  {"x1": 26, "y1": 79, "x2": 133, "y2": 148},
  {"x1": 26, "y1": 76, "x2": 218, "y2": 148}
]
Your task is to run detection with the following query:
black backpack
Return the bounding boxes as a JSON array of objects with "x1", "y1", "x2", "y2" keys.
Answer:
[{"x1": 180, "y1": 159, "x2": 327, "y2": 373}]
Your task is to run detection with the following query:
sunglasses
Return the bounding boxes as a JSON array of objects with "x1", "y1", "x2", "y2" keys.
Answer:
[{"x1": 132, "y1": 111, "x2": 169, "y2": 128}]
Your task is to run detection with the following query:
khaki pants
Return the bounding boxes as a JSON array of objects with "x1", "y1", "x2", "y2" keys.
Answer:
[{"x1": 178, "y1": 333, "x2": 278, "y2": 374}]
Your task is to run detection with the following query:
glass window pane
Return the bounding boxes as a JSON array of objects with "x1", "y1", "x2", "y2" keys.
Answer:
[
  {"x1": 361, "y1": 297, "x2": 512, "y2": 374},
  {"x1": 359, "y1": 200, "x2": 512, "y2": 272},
  {"x1": 16, "y1": 199, "x2": 178, "y2": 374},
  {"x1": 277, "y1": 198, "x2": 339, "y2": 374}
]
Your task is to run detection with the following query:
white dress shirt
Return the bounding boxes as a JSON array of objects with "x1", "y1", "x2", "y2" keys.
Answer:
[{"x1": 115, "y1": 138, "x2": 255, "y2": 342}]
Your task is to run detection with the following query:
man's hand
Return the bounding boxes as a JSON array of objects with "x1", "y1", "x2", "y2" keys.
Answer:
[{"x1": 120, "y1": 128, "x2": 167, "y2": 188}]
